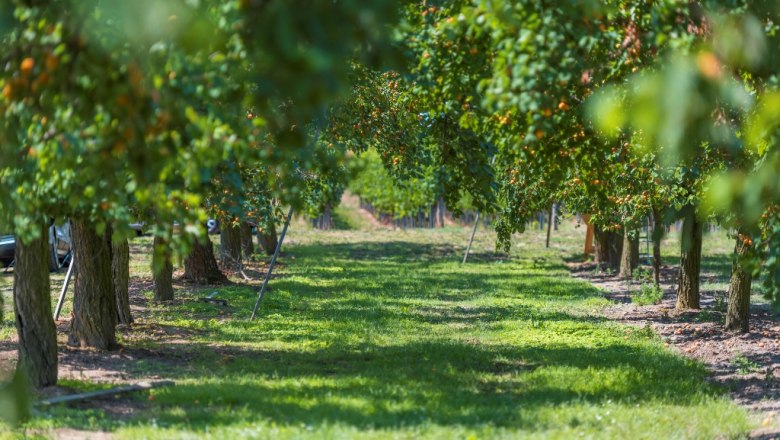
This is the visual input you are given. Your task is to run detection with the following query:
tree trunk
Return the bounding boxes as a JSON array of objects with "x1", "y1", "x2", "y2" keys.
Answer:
[
  {"x1": 240, "y1": 222, "x2": 254, "y2": 259},
  {"x1": 619, "y1": 232, "x2": 633, "y2": 279},
  {"x1": 184, "y1": 235, "x2": 227, "y2": 284},
  {"x1": 13, "y1": 223, "x2": 58, "y2": 387},
  {"x1": 68, "y1": 220, "x2": 118, "y2": 350},
  {"x1": 676, "y1": 212, "x2": 702, "y2": 310},
  {"x1": 152, "y1": 235, "x2": 174, "y2": 302},
  {"x1": 220, "y1": 222, "x2": 242, "y2": 271},
  {"x1": 652, "y1": 208, "x2": 664, "y2": 286},
  {"x1": 322, "y1": 204, "x2": 332, "y2": 230},
  {"x1": 437, "y1": 197, "x2": 445, "y2": 227},
  {"x1": 594, "y1": 226, "x2": 609, "y2": 267},
  {"x1": 257, "y1": 221, "x2": 278, "y2": 256},
  {"x1": 617, "y1": 230, "x2": 640, "y2": 279},
  {"x1": 584, "y1": 223, "x2": 595, "y2": 255},
  {"x1": 725, "y1": 234, "x2": 752, "y2": 333},
  {"x1": 606, "y1": 230, "x2": 623, "y2": 270},
  {"x1": 111, "y1": 235, "x2": 132, "y2": 324}
]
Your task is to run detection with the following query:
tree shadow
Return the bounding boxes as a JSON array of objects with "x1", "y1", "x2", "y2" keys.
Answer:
[
  {"x1": 32, "y1": 238, "x2": 728, "y2": 434},
  {"x1": 44, "y1": 336, "x2": 719, "y2": 433}
]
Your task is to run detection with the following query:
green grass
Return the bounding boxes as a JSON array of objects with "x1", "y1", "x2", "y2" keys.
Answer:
[
  {"x1": 732, "y1": 354, "x2": 761, "y2": 375},
  {"x1": 3, "y1": 220, "x2": 754, "y2": 438},
  {"x1": 632, "y1": 284, "x2": 664, "y2": 306}
]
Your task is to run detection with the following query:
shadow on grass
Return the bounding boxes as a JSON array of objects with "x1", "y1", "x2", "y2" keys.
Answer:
[
  {"x1": 46, "y1": 337, "x2": 715, "y2": 433},
  {"x1": 37, "y1": 238, "x2": 724, "y2": 434}
]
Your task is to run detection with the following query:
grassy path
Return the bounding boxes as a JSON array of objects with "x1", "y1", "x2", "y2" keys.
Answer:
[{"x1": 20, "y1": 226, "x2": 751, "y2": 438}]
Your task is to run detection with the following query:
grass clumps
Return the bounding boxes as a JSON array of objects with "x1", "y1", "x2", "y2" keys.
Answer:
[{"x1": 632, "y1": 284, "x2": 664, "y2": 306}]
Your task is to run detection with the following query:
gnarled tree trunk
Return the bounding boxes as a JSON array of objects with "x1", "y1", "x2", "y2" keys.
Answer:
[
  {"x1": 725, "y1": 234, "x2": 752, "y2": 333},
  {"x1": 111, "y1": 235, "x2": 132, "y2": 324},
  {"x1": 68, "y1": 220, "x2": 118, "y2": 350},
  {"x1": 184, "y1": 235, "x2": 227, "y2": 284},
  {"x1": 152, "y1": 235, "x2": 174, "y2": 302},
  {"x1": 240, "y1": 222, "x2": 254, "y2": 259},
  {"x1": 257, "y1": 221, "x2": 278, "y2": 256},
  {"x1": 220, "y1": 222, "x2": 242, "y2": 272},
  {"x1": 14, "y1": 223, "x2": 58, "y2": 387},
  {"x1": 676, "y1": 212, "x2": 702, "y2": 310}
]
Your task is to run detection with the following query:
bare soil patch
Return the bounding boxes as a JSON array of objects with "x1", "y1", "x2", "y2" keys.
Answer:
[{"x1": 569, "y1": 261, "x2": 780, "y2": 436}]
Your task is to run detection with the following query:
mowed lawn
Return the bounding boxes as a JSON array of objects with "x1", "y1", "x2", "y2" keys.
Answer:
[{"x1": 10, "y1": 218, "x2": 752, "y2": 439}]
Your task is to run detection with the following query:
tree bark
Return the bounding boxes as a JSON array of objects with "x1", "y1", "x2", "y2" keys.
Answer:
[
  {"x1": 437, "y1": 197, "x2": 445, "y2": 227},
  {"x1": 257, "y1": 221, "x2": 278, "y2": 256},
  {"x1": 240, "y1": 222, "x2": 254, "y2": 259},
  {"x1": 13, "y1": 223, "x2": 58, "y2": 387},
  {"x1": 619, "y1": 232, "x2": 633, "y2": 279},
  {"x1": 322, "y1": 204, "x2": 332, "y2": 230},
  {"x1": 652, "y1": 209, "x2": 664, "y2": 287},
  {"x1": 725, "y1": 234, "x2": 752, "y2": 333},
  {"x1": 68, "y1": 220, "x2": 118, "y2": 350},
  {"x1": 676, "y1": 212, "x2": 702, "y2": 310},
  {"x1": 606, "y1": 230, "x2": 623, "y2": 270},
  {"x1": 594, "y1": 226, "x2": 609, "y2": 267},
  {"x1": 152, "y1": 235, "x2": 174, "y2": 302},
  {"x1": 220, "y1": 222, "x2": 242, "y2": 272},
  {"x1": 111, "y1": 235, "x2": 132, "y2": 324},
  {"x1": 184, "y1": 235, "x2": 227, "y2": 284}
]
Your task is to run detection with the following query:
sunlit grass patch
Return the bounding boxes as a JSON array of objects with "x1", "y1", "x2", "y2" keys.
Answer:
[{"x1": 3, "y1": 220, "x2": 753, "y2": 438}]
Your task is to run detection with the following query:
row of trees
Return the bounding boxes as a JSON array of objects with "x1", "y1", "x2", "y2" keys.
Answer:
[
  {"x1": 2, "y1": 0, "x2": 780, "y2": 401},
  {"x1": 0, "y1": 0, "x2": 401, "y2": 394},
  {"x1": 326, "y1": 0, "x2": 780, "y2": 335}
]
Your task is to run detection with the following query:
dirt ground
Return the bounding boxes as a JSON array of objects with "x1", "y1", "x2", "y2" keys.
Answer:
[
  {"x1": 569, "y1": 261, "x2": 780, "y2": 438},
  {"x1": 0, "y1": 258, "x2": 275, "y2": 419}
]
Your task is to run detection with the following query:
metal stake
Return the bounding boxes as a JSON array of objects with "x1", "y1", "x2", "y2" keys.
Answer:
[
  {"x1": 54, "y1": 256, "x2": 75, "y2": 320},
  {"x1": 250, "y1": 205, "x2": 294, "y2": 320},
  {"x1": 462, "y1": 213, "x2": 480, "y2": 264}
]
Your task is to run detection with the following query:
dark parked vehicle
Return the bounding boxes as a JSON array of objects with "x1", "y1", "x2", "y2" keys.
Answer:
[
  {"x1": 0, "y1": 234, "x2": 14, "y2": 267},
  {"x1": 0, "y1": 224, "x2": 72, "y2": 270}
]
